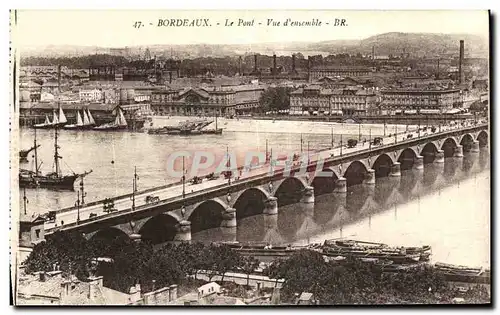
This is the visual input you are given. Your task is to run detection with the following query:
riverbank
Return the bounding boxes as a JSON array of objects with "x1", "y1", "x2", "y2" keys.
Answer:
[{"x1": 149, "y1": 115, "x2": 413, "y2": 136}]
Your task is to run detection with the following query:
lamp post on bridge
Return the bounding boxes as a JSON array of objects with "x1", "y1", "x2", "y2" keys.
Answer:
[
  {"x1": 418, "y1": 117, "x2": 421, "y2": 138},
  {"x1": 340, "y1": 134, "x2": 343, "y2": 156},
  {"x1": 182, "y1": 156, "x2": 186, "y2": 199},
  {"x1": 23, "y1": 187, "x2": 28, "y2": 215},
  {"x1": 369, "y1": 128, "x2": 372, "y2": 152},
  {"x1": 75, "y1": 190, "x2": 81, "y2": 225},
  {"x1": 331, "y1": 128, "x2": 334, "y2": 149},
  {"x1": 358, "y1": 122, "x2": 361, "y2": 142},
  {"x1": 131, "y1": 166, "x2": 139, "y2": 212},
  {"x1": 265, "y1": 139, "x2": 269, "y2": 163},
  {"x1": 307, "y1": 141, "x2": 310, "y2": 165},
  {"x1": 226, "y1": 146, "x2": 231, "y2": 186},
  {"x1": 79, "y1": 178, "x2": 87, "y2": 205}
]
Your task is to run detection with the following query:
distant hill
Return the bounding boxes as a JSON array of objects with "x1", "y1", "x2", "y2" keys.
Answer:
[{"x1": 19, "y1": 32, "x2": 489, "y2": 59}]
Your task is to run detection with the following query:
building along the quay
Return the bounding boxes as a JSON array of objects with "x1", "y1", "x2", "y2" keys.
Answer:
[
  {"x1": 379, "y1": 87, "x2": 463, "y2": 115},
  {"x1": 289, "y1": 85, "x2": 379, "y2": 116},
  {"x1": 150, "y1": 84, "x2": 266, "y2": 116}
]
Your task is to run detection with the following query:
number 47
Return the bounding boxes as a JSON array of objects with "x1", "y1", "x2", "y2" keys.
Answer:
[{"x1": 134, "y1": 21, "x2": 142, "y2": 28}]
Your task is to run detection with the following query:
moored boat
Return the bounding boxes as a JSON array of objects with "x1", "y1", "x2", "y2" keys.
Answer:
[
  {"x1": 64, "y1": 110, "x2": 85, "y2": 130},
  {"x1": 19, "y1": 127, "x2": 92, "y2": 190},
  {"x1": 33, "y1": 106, "x2": 68, "y2": 129},
  {"x1": 322, "y1": 239, "x2": 431, "y2": 264},
  {"x1": 93, "y1": 107, "x2": 128, "y2": 131},
  {"x1": 434, "y1": 262, "x2": 490, "y2": 284}
]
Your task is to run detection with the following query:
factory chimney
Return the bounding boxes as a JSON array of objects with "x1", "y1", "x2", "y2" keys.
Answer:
[
  {"x1": 459, "y1": 40, "x2": 465, "y2": 84},
  {"x1": 254, "y1": 54, "x2": 258, "y2": 72},
  {"x1": 372, "y1": 46, "x2": 375, "y2": 61},
  {"x1": 238, "y1": 56, "x2": 242, "y2": 75},
  {"x1": 307, "y1": 56, "x2": 312, "y2": 82},
  {"x1": 273, "y1": 54, "x2": 277, "y2": 75},
  {"x1": 292, "y1": 54, "x2": 296, "y2": 72},
  {"x1": 436, "y1": 59, "x2": 440, "y2": 80}
]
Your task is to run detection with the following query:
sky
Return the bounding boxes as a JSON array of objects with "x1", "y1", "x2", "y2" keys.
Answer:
[{"x1": 12, "y1": 10, "x2": 489, "y2": 47}]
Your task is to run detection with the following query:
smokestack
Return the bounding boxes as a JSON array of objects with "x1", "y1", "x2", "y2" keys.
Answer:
[
  {"x1": 459, "y1": 40, "x2": 465, "y2": 84},
  {"x1": 273, "y1": 54, "x2": 277, "y2": 74},
  {"x1": 238, "y1": 56, "x2": 242, "y2": 75},
  {"x1": 372, "y1": 46, "x2": 375, "y2": 61},
  {"x1": 307, "y1": 56, "x2": 312, "y2": 82},
  {"x1": 292, "y1": 54, "x2": 296, "y2": 72},
  {"x1": 254, "y1": 54, "x2": 258, "y2": 72},
  {"x1": 436, "y1": 59, "x2": 440, "y2": 79}
]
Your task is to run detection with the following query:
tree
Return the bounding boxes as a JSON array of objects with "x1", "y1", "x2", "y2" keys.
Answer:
[
  {"x1": 241, "y1": 256, "x2": 260, "y2": 287},
  {"x1": 259, "y1": 87, "x2": 293, "y2": 113},
  {"x1": 24, "y1": 231, "x2": 92, "y2": 279},
  {"x1": 210, "y1": 244, "x2": 243, "y2": 283}
]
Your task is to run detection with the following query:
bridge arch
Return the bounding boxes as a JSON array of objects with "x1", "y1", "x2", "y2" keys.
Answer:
[
  {"x1": 139, "y1": 213, "x2": 180, "y2": 244},
  {"x1": 477, "y1": 130, "x2": 488, "y2": 147},
  {"x1": 89, "y1": 227, "x2": 132, "y2": 254},
  {"x1": 441, "y1": 137, "x2": 459, "y2": 158},
  {"x1": 311, "y1": 166, "x2": 341, "y2": 196},
  {"x1": 420, "y1": 142, "x2": 439, "y2": 164},
  {"x1": 371, "y1": 153, "x2": 396, "y2": 178},
  {"x1": 233, "y1": 187, "x2": 270, "y2": 220},
  {"x1": 343, "y1": 160, "x2": 369, "y2": 187},
  {"x1": 397, "y1": 147, "x2": 418, "y2": 170},
  {"x1": 274, "y1": 176, "x2": 308, "y2": 207},
  {"x1": 188, "y1": 199, "x2": 227, "y2": 234},
  {"x1": 459, "y1": 133, "x2": 475, "y2": 152}
]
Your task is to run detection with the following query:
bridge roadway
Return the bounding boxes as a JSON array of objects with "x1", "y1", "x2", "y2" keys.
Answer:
[{"x1": 44, "y1": 120, "x2": 487, "y2": 233}]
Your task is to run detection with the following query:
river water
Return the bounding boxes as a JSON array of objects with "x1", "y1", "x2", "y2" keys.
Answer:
[{"x1": 18, "y1": 127, "x2": 490, "y2": 267}]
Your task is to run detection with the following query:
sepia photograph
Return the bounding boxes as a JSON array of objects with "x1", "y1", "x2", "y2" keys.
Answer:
[{"x1": 9, "y1": 9, "x2": 490, "y2": 306}]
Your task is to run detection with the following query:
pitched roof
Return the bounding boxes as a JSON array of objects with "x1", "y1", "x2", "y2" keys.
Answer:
[{"x1": 17, "y1": 272, "x2": 132, "y2": 305}]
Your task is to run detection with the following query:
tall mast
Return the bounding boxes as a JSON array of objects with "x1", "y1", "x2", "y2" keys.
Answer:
[
  {"x1": 34, "y1": 128, "x2": 39, "y2": 175},
  {"x1": 182, "y1": 156, "x2": 185, "y2": 199},
  {"x1": 54, "y1": 127, "x2": 61, "y2": 177}
]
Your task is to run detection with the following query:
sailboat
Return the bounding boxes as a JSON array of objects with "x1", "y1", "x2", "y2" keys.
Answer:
[
  {"x1": 19, "y1": 128, "x2": 92, "y2": 190},
  {"x1": 63, "y1": 110, "x2": 84, "y2": 130},
  {"x1": 202, "y1": 113, "x2": 223, "y2": 134},
  {"x1": 86, "y1": 108, "x2": 96, "y2": 127},
  {"x1": 33, "y1": 65, "x2": 68, "y2": 129},
  {"x1": 33, "y1": 108, "x2": 66, "y2": 129},
  {"x1": 33, "y1": 114, "x2": 53, "y2": 129},
  {"x1": 93, "y1": 107, "x2": 128, "y2": 131}
]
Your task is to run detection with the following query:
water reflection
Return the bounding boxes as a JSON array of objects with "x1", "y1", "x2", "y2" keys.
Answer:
[{"x1": 193, "y1": 149, "x2": 490, "y2": 266}]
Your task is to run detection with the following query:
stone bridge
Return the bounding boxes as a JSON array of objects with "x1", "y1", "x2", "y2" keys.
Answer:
[{"x1": 44, "y1": 124, "x2": 489, "y2": 246}]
